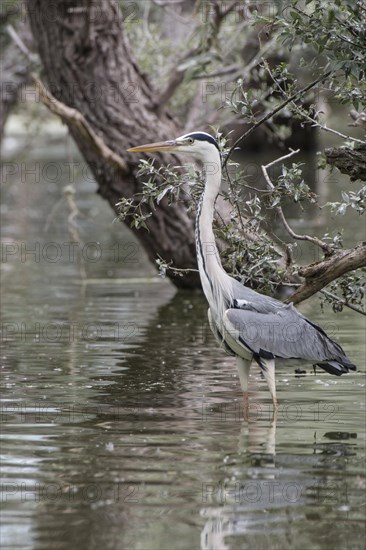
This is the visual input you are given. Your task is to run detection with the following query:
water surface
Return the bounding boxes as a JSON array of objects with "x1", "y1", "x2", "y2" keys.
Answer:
[{"x1": 1, "y1": 153, "x2": 365, "y2": 549}]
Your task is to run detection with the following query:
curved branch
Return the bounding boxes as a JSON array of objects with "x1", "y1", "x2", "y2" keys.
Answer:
[
  {"x1": 287, "y1": 244, "x2": 366, "y2": 305},
  {"x1": 261, "y1": 150, "x2": 332, "y2": 253},
  {"x1": 7, "y1": 22, "x2": 129, "y2": 175},
  {"x1": 30, "y1": 73, "x2": 129, "y2": 174}
]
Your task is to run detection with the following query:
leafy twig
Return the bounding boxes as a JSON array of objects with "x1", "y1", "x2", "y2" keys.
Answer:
[
  {"x1": 320, "y1": 288, "x2": 365, "y2": 316},
  {"x1": 261, "y1": 150, "x2": 331, "y2": 253},
  {"x1": 262, "y1": 58, "x2": 365, "y2": 145},
  {"x1": 283, "y1": 283, "x2": 365, "y2": 316},
  {"x1": 223, "y1": 70, "x2": 333, "y2": 167}
]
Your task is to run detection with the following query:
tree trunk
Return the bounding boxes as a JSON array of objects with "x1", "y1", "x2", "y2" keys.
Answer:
[{"x1": 26, "y1": 0, "x2": 200, "y2": 288}]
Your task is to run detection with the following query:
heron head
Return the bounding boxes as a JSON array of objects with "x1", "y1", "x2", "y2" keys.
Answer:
[{"x1": 127, "y1": 131, "x2": 220, "y2": 163}]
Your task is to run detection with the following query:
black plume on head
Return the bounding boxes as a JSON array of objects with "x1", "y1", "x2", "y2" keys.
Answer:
[{"x1": 184, "y1": 132, "x2": 220, "y2": 152}]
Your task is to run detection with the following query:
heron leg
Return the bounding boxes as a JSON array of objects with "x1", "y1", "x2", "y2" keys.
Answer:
[
  {"x1": 260, "y1": 358, "x2": 278, "y2": 417},
  {"x1": 236, "y1": 357, "x2": 251, "y2": 420}
]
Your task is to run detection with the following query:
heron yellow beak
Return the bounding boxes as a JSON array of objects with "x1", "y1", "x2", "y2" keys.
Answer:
[{"x1": 127, "y1": 140, "x2": 178, "y2": 153}]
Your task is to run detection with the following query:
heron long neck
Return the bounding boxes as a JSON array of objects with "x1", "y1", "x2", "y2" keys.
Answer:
[{"x1": 195, "y1": 164, "x2": 232, "y2": 318}]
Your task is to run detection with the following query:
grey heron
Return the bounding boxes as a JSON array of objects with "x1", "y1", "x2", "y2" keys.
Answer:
[{"x1": 127, "y1": 131, "x2": 356, "y2": 410}]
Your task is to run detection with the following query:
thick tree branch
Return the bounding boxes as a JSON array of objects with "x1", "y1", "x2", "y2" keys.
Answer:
[
  {"x1": 287, "y1": 244, "x2": 366, "y2": 305},
  {"x1": 325, "y1": 142, "x2": 366, "y2": 182}
]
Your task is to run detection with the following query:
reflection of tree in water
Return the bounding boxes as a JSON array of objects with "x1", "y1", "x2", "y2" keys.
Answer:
[
  {"x1": 42, "y1": 290, "x2": 226, "y2": 550},
  {"x1": 27, "y1": 288, "x2": 213, "y2": 550},
  {"x1": 94, "y1": 290, "x2": 216, "y2": 409}
]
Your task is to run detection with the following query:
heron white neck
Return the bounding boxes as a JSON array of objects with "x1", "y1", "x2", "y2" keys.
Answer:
[{"x1": 195, "y1": 159, "x2": 232, "y2": 318}]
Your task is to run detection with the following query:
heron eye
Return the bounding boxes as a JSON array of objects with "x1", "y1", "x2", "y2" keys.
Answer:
[{"x1": 187, "y1": 138, "x2": 194, "y2": 144}]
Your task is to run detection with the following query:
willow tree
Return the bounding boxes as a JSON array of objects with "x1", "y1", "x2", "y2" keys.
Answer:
[
  {"x1": 25, "y1": 0, "x2": 201, "y2": 287},
  {"x1": 7, "y1": 0, "x2": 365, "y2": 311}
]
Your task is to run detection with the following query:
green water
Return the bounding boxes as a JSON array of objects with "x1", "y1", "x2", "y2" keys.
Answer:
[{"x1": 1, "y1": 153, "x2": 365, "y2": 549}]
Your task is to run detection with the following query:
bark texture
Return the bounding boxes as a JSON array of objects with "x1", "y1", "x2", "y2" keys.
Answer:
[
  {"x1": 26, "y1": 0, "x2": 200, "y2": 288},
  {"x1": 325, "y1": 142, "x2": 366, "y2": 182},
  {"x1": 287, "y1": 244, "x2": 366, "y2": 305}
]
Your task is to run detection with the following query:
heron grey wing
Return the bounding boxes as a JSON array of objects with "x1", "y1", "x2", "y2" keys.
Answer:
[
  {"x1": 229, "y1": 276, "x2": 284, "y2": 314},
  {"x1": 223, "y1": 306, "x2": 338, "y2": 361}
]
